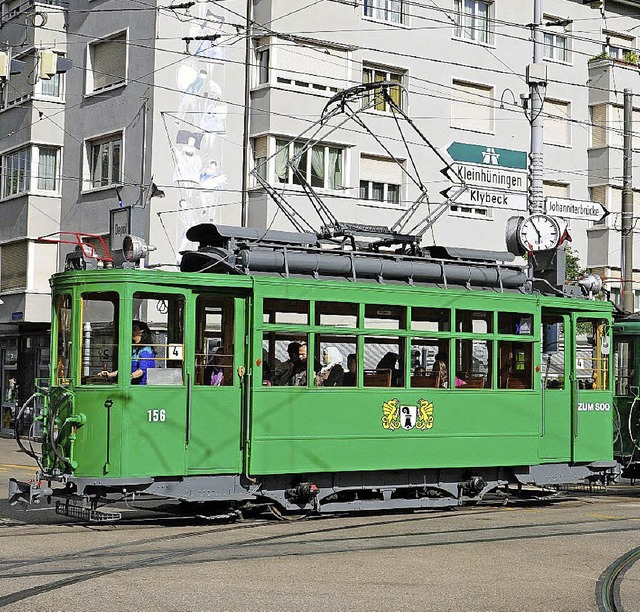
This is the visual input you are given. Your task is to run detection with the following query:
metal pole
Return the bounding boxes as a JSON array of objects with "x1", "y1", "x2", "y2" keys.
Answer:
[
  {"x1": 622, "y1": 89, "x2": 634, "y2": 313},
  {"x1": 528, "y1": 0, "x2": 546, "y2": 214},
  {"x1": 240, "y1": 0, "x2": 253, "y2": 227}
]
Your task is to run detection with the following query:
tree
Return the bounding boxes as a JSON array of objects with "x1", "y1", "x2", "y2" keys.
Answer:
[{"x1": 564, "y1": 245, "x2": 586, "y2": 281}]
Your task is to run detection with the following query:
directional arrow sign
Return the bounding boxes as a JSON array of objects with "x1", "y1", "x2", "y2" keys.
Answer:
[
  {"x1": 545, "y1": 197, "x2": 609, "y2": 223},
  {"x1": 441, "y1": 186, "x2": 528, "y2": 211}
]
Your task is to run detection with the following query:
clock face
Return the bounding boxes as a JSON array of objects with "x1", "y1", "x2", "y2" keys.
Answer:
[{"x1": 518, "y1": 214, "x2": 561, "y2": 252}]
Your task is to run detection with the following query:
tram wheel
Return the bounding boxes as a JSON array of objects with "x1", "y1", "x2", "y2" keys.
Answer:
[{"x1": 268, "y1": 504, "x2": 311, "y2": 521}]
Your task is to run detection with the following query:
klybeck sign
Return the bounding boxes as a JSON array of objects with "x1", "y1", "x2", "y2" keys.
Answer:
[{"x1": 446, "y1": 143, "x2": 528, "y2": 194}]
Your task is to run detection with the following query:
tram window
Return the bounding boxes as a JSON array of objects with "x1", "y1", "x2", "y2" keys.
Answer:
[
  {"x1": 364, "y1": 337, "x2": 404, "y2": 387},
  {"x1": 411, "y1": 307, "x2": 451, "y2": 332},
  {"x1": 498, "y1": 341, "x2": 533, "y2": 389},
  {"x1": 614, "y1": 339, "x2": 635, "y2": 396},
  {"x1": 541, "y1": 315, "x2": 565, "y2": 390},
  {"x1": 455, "y1": 339, "x2": 491, "y2": 389},
  {"x1": 316, "y1": 302, "x2": 358, "y2": 328},
  {"x1": 365, "y1": 305, "x2": 405, "y2": 330},
  {"x1": 315, "y1": 336, "x2": 355, "y2": 387},
  {"x1": 263, "y1": 299, "x2": 309, "y2": 325},
  {"x1": 132, "y1": 293, "x2": 185, "y2": 386},
  {"x1": 263, "y1": 333, "x2": 309, "y2": 386},
  {"x1": 576, "y1": 319, "x2": 609, "y2": 390},
  {"x1": 195, "y1": 296, "x2": 234, "y2": 386},
  {"x1": 410, "y1": 338, "x2": 450, "y2": 388},
  {"x1": 55, "y1": 294, "x2": 72, "y2": 384},
  {"x1": 79, "y1": 293, "x2": 119, "y2": 385},
  {"x1": 498, "y1": 313, "x2": 532, "y2": 335},
  {"x1": 456, "y1": 310, "x2": 493, "y2": 334}
]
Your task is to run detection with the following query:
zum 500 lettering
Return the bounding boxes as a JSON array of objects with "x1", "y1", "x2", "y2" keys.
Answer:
[{"x1": 577, "y1": 402, "x2": 611, "y2": 412}]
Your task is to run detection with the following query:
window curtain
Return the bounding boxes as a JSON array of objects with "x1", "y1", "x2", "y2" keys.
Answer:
[
  {"x1": 310, "y1": 146, "x2": 325, "y2": 188},
  {"x1": 275, "y1": 140, "x2": 289, "y2": 183},
  {"x1": 37, "y1": 148, "x2": 57, "y2": 190},
  {"x1": 292, "y1": 142, "x2": 307, "y2": 185},
  {"x1": 328, "y1": 148, "x2": 342, "y2": 189}
]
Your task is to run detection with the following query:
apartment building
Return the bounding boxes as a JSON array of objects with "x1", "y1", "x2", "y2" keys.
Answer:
[
  {"x1": 1, "y1": 0, "x2": 640, "y2": 425},
  {"x1": 0, "y1": 0, "x2": 66, "y2": 428}
]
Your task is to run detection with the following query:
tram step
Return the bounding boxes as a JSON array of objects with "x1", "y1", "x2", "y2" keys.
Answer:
[{"x1": 55, "y1": 499, "x2": 121, "y2": 522}]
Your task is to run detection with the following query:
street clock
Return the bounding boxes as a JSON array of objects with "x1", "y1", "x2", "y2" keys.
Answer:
[{"x1": 505, "y1": 214, "x2": 562, "y2": 256}]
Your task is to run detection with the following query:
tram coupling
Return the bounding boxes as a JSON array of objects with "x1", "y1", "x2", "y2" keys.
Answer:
[
  {"x1": 8, "y1": 477, "x2": 53, "y2": 507},
  {"x1": 458, "y1": 476, "x2": 487, "y2": 497},
  {"x1": 285, "y1": 482, "x2": 319, "y2": 504}
]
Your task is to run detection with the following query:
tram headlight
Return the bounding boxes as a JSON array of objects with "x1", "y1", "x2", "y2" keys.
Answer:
[{"x1": 122, "y1": 235, "x2": 156, "y2": 264}]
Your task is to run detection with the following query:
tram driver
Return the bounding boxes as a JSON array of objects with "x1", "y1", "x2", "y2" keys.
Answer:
[{"x1": 100, "y1": 321, "x2": 156, "y2": 385}]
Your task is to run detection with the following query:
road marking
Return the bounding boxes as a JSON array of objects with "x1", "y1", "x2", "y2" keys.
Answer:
[
  {"x1": 587, "y1": 513, "x2": 626, "y2": 520},
  {"x1": 0, "y1": 517, "x2": 26, "y2": 526},
  {"x1": 0, "y1": 463, "x2": 36, "y2": 470}
]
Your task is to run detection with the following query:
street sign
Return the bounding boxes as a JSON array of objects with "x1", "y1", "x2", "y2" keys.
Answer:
[
  {"x1": 545, "y1": 197, "x2": 609, "y2": 223},
  {"x1": 452, "y1": 163, "x2": 527, "y2": 193},
  {"x1": 446, "y1": 142, "x2": 528, "y2": 170},
  {"x1": 445, "y1": 142, "x2": 528, "y2": 193},
  {"x1": 441, "y1": 186, "x2": 528, "y2": 211}
]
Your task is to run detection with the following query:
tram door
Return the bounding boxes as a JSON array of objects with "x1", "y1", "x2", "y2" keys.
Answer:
[
  {"x1": 187, "y1": 293, "x2": 246, "y2": 474},
  {"x1": 570, "y1": 315, "x2": 613, "y2": 462},
  {"x1": 540, "y1": 311, "x2": 572, "y2": 461}
]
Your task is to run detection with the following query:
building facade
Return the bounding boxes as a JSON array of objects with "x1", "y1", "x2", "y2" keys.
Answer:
[{"x1": 1, "y1": 0, "x2": 640, "y2": 427}]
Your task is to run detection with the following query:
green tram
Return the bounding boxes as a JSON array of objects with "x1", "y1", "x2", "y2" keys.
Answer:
[
  {"x1": 613, "y1": 314, "x2": 640, "y2": 478},
  {"x1": 10, "y1": 224, "x2": 617, "y2": 519}
]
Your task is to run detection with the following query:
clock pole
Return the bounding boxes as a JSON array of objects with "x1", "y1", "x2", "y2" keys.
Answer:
[
  {"x1": 621, "y1": 89, "x2": 634, "y2": 313},
  {"x1": 527, "y1": 0, "x2": 546, "y2": 215}
]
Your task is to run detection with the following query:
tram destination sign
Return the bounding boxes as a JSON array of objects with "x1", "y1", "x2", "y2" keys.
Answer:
[
  {"x1": 441, "y1": 185, "x2": 528, "y2": 211},
  {"x1": 545, "y1": 197, "x2": 609, "y2": 223}
]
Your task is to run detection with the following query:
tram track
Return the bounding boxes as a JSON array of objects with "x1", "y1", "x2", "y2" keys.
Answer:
[
  {"x1": 596, "y1": 546, "x2": 640, "y2": 612},
  {"x1": 2, "y1": 506, "x2": 640, "y2": 608}
]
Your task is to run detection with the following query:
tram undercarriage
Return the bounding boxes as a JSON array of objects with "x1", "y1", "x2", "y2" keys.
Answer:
[{"x1": 10, "y1": 461, "x2": 619, "y2": 522}]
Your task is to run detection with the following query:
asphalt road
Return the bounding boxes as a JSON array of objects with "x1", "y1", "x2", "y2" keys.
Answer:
[{"x1": 2, "y1": 436, "x2": 640, "y2": 612}]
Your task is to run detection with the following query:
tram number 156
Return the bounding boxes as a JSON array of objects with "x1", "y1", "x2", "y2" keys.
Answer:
[{"x1": 147, "y1": 409, "x2": 167, "y2": 422}]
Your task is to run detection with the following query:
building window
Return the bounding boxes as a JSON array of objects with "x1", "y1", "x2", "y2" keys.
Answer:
[
  {"x1": 36, "y1": 147, "x2": 58, "y2": 191},
  {"x1": 604, "y1": 30, "x2": 635, "y2": 61},
  {"x1": 89, "y1": 134, "x2": 122, "y2": 188},
  {"x1": 86, "y1": 32, "x2": 127, "y2": 94},
  {"x1": 256, "y1": 47, "x2": 269, "y2": 85},
  {"x1": 359, "y1": 155, "x2": 403, "y2": 206},
  {"x1": 272, "y1": 38, "x2": 348, "y2": 93},
  {"x1": 362, "y1": 65, "x2": 404, "y2": 111},
  {"x1": 451, "y1": 80, "x2": 494, "y2": 133},
  {"x1": 590, "y1": 104, "x2": 607, "y2": 148},
  {"x1": 252, "y1": 136, "x2": 267, "y2": 181},
  {"x1": 543, "y1": 181, "x2": 569, "y2": 199},
  {"x1": 449, "y1": 204, "x2": 490, "y2": 219},
  {"x1": 1, "y1": 147, "x2": 30, "y2": 198},
  {"x1": 37, "y1": 52, "x2": 65, "y2": 99},
  {"x1": 364, "y1": 0, "x2": 404, "y2": 24},
  {"x1": 544, "y1": 99, "x2": 571, "y2": 146},
  {"x1": 543, "y1": 19, "x2": 569, "y2": 63},
  {"x1": 41, "y1": 72, "x2": 62, "y2": 97},
  {"x1": 1, "y1": 241, "x2": 28, "y2": 291},
  {"x1": 275, "y1": 139, "x2": 343, "y2": 190},
  {"x1": 454, "y1": 0, "x2": 493, "y2": 45}
]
